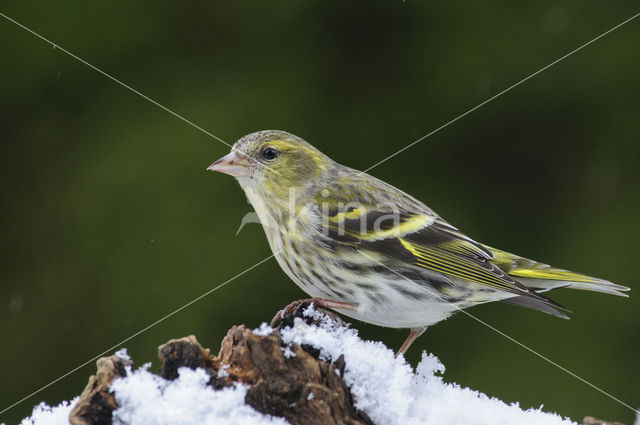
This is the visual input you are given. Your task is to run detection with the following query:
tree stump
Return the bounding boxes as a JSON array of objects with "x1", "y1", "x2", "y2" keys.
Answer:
[
  {"x1": 68, "y1": 307, "x2": 626, "y2": 425},
  {"x1": 70, "y1": 309, "x2": 373, "y2": 425}
]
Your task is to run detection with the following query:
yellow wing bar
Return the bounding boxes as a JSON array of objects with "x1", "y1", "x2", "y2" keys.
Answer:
[
  {"x1": 398, "y1": 237, "x2": 524, "y2": 293},
  {"x1": 490, "y1": 249, "x2": 601, "y2": 283}
]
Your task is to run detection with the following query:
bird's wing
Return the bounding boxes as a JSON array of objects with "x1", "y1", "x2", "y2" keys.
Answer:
[{"x1": 324, "y1": 206, "x2": 560, "y2": 302}]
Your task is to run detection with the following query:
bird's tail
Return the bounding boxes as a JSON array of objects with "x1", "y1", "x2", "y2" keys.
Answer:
[{"x1": 488, "y1": 247, "x2": 630, "y2": 297}]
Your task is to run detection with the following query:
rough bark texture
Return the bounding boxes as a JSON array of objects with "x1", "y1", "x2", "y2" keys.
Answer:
[
  {"x1": 69, "y1": 309, "x2": 374, "y2": 425},
  {"x1": 67, "y1": 308, "x2": 625, "y2": 425},
  {"x1": 69, "y1": 355, "x2": 132, "y2": 425}
]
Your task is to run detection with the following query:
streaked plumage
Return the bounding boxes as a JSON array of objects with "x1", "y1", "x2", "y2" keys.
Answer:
[{"x1": 208, "y1": 130, "x2": 629, "y2": 354}]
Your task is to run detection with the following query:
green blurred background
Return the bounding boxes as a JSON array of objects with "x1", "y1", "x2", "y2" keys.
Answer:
[{"x1": 1, "y1": 1, "x2": 639, "y2": 424}]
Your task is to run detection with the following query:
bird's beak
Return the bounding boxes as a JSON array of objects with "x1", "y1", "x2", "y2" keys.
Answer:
[{"x1": 207, "y1": 151, "x2": 253, "y2": 177}]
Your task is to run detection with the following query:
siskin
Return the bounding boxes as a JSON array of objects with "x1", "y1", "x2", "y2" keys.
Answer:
[{"x1": 208, "y1": 130, "x2": 629, "y2": 355}]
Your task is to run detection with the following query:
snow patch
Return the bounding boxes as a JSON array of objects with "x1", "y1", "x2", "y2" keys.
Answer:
[
  {"x1": 110, "y1": 366, "x2": 288, "y2": 425},
  {"x1": 281, "y1": 345, "x2": 296, "y2": 358},
  {"x1": 253, "y1": 323, "x2": 274, "y2": 336},
  {"x1": 115, "y1": 348, "x2": 131, "y2": 362},
  {"x1": 19, "y1": 307, "x2": 579, "y2": 425},
  {"x1": 279, "y1": 306, "x2": 576, "y2": 425},
  {"x1": 217, "y1": 364, "x2": 229, "y2": 378},
  {"x1": 18, "y1": 398, "x2": 78, "y2": 425}
]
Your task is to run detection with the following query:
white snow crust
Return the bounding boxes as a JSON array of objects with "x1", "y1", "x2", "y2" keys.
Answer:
[
  {"x1": 18, "y1": 307, "x2": 578, "y2": 425},
  {"x1": 17, "y1": 399, "x2": 78, "y2": 425},
  {"x1": 110, "y1": 365, "x2": 287, "y2": 425},
  {"x1": 279, "y1": 306, "x2": 576, "y2": 425}
]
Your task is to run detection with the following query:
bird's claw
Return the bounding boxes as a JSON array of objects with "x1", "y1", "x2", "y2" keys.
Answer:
[
  {"x1": 270, "y1": 298, "x2": 358, "y2": 329},
  {"x1": 270, "y1": 299, "x2": 313, "y2": 328}
]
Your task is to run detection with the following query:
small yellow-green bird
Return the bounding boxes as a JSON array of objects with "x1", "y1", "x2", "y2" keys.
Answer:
[{"x1": 208, "y1": 130, "x2": 629, "y2": 355}]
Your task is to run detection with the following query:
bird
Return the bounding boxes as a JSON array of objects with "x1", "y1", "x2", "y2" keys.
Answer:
[{"x1": 208, "y1": 130, "x2": 629, "y2": 355}]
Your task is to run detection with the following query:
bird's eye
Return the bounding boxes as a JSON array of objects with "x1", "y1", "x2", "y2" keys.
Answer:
[{"x1": 262, "y1": 147, "x2": 277, "y2": 160}]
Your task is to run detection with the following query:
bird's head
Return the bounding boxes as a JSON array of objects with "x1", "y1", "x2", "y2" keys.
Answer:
[{"x1": 208, "y1": 130, "x2": 332, "y2": 202}]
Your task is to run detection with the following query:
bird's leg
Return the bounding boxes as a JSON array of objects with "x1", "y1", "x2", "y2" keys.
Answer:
[
  {"x1": 270, "y1": 298, "x2": 358, "y2": 327},
  {"x1": 395, "y1": 327, "x2": 427, "y2": 357}
]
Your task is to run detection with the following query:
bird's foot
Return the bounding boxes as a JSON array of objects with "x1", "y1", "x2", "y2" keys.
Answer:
[{"x1": 270, "y1": 298, "x2": 358, "y2": 328}]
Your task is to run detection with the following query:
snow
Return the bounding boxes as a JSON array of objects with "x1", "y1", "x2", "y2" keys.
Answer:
[
  {"x1": 111, "y1": 365, "x2": 288, "y2": 425},
  {"x1": 114, "y1": 348, "x2": 131, "y2": 362},
  {"x1": 18, "y1": 399, "x2": 77, "y2": 425},
  {"x1": 282, "y1": 345, "x2": 296, "y2": 358},
  {"x1": 253, "y1": 322, "x2": 274, "y2": 336},
  {"x1": 19, "y1": 306, "x2": 579, "y2": 425},
  {"x1": 279, "y1": 305, "x2": 576, "y2": 425},
  {"x1": 217, "y1": 364, "x2": 229, "y2": 378}
]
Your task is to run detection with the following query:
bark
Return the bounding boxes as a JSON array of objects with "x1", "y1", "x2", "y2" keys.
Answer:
[
  {"x1": 70, "y1": 309, "x2": 373, "y2": 425},
  {"x1": 69, "y1": 355, "x2": 131, "y2": 425},
  {"x1": 68, "y1": 308, "x2": 625, "y2": 425}
]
